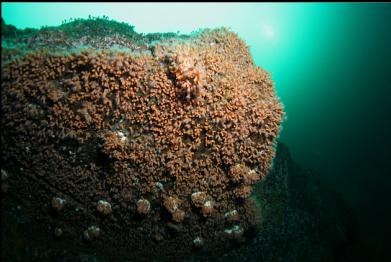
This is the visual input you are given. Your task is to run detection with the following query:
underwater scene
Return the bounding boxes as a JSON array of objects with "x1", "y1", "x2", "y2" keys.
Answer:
[{"x1": 1, "y1": 3, "x2": 391, "y2": 262}]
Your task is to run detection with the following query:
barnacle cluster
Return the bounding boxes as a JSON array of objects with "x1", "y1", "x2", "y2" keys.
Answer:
[{"x1": 1, "y1": 24, "x2": 284, "y2": 260}]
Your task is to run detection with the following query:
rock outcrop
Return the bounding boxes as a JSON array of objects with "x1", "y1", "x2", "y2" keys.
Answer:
[{"x1": 1, "y1": 17, "x2": 284, "y2": 261}]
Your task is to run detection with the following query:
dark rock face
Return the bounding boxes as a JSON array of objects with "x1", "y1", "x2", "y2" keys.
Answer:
[
  {"x1": 215, "y1": 142, "x2": 357, "y2": 262},
  {"x1": 1, "y1": 141, "x2": 359, "y2": 262}
]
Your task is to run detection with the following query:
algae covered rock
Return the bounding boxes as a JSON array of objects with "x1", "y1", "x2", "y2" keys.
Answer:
[{"x1": 1, "y1": 17, "x2": 284, "y2": 261}]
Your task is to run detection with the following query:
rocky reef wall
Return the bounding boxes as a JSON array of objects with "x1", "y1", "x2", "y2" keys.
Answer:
[{"x1": 1, "y1": 18, "x2": 284, "y2": 261}]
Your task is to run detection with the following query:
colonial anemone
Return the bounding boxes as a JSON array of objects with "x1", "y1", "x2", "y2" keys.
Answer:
[{"x1": 1, "y1": 24, "x2": 284, "y2": 261}]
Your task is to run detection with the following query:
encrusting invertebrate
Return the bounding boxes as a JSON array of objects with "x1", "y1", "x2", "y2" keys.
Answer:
[
  {"x1": 1, "y1": 18, "x2": 284, "y2": 261},
  {"x1": 169, "y1": 49, "x2": 206, "y2": 102}
]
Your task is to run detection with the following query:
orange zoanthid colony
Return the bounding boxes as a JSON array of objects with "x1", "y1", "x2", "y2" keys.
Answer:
[{"x1": 1, "y1": 27, "x2": 284, "y2": 260}]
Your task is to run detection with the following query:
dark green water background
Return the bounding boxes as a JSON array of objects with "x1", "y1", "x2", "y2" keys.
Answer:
[
  {"x1": 274, "y1": 4, "x2": 391, "y2": 241},
  {"x1": 2, "y1": 2, "x2": 391, "y2": 246},
  {"x1": 260, "y1": 4, "x2": 391, "y2": 242}
]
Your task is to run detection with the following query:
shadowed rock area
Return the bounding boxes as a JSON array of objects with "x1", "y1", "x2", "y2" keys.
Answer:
[
  {"x1": 1, "y1": 142, "x2": 361, "y2": 261},
  {"x1": 217, "y1": 142, "x2": 361, "y2": 262}
]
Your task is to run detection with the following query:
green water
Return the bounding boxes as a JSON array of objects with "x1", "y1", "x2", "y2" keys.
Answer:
[{"x1": 2, "y1": 1, "x2": 391, "y2": 246}]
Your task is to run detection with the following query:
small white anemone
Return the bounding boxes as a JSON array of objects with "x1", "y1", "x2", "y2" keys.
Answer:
[
  {"x1": 193, "y1": 236, "x2": 204, "y2": 247},
  {"x1": 203, "y1": 200, "x2": 213, "y2": 208},
  {"x1": 84, "y1": 225, "x2": 101, "y2": 241},
  {"x1": 224, "y1": 225, "x2": 244, "y2": 238},
  {"x1": 1, "y1": 169, "x2": 8, "y2": 181},
  {"x1": 51, "y1": 197, "x2": 66, "y2": 211},
  {"x1": 224, "y1": 209, "x2": 238, "y2": 218},
  {"x1": 155, "y1": 182, "x2": 164, "y2": 191},
  {"x1": 191, "y1": 191, "x2": 203, "y2": 199},
  {"x1": 116, "y1": 131, "x2": 128, "y2": 143}
]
